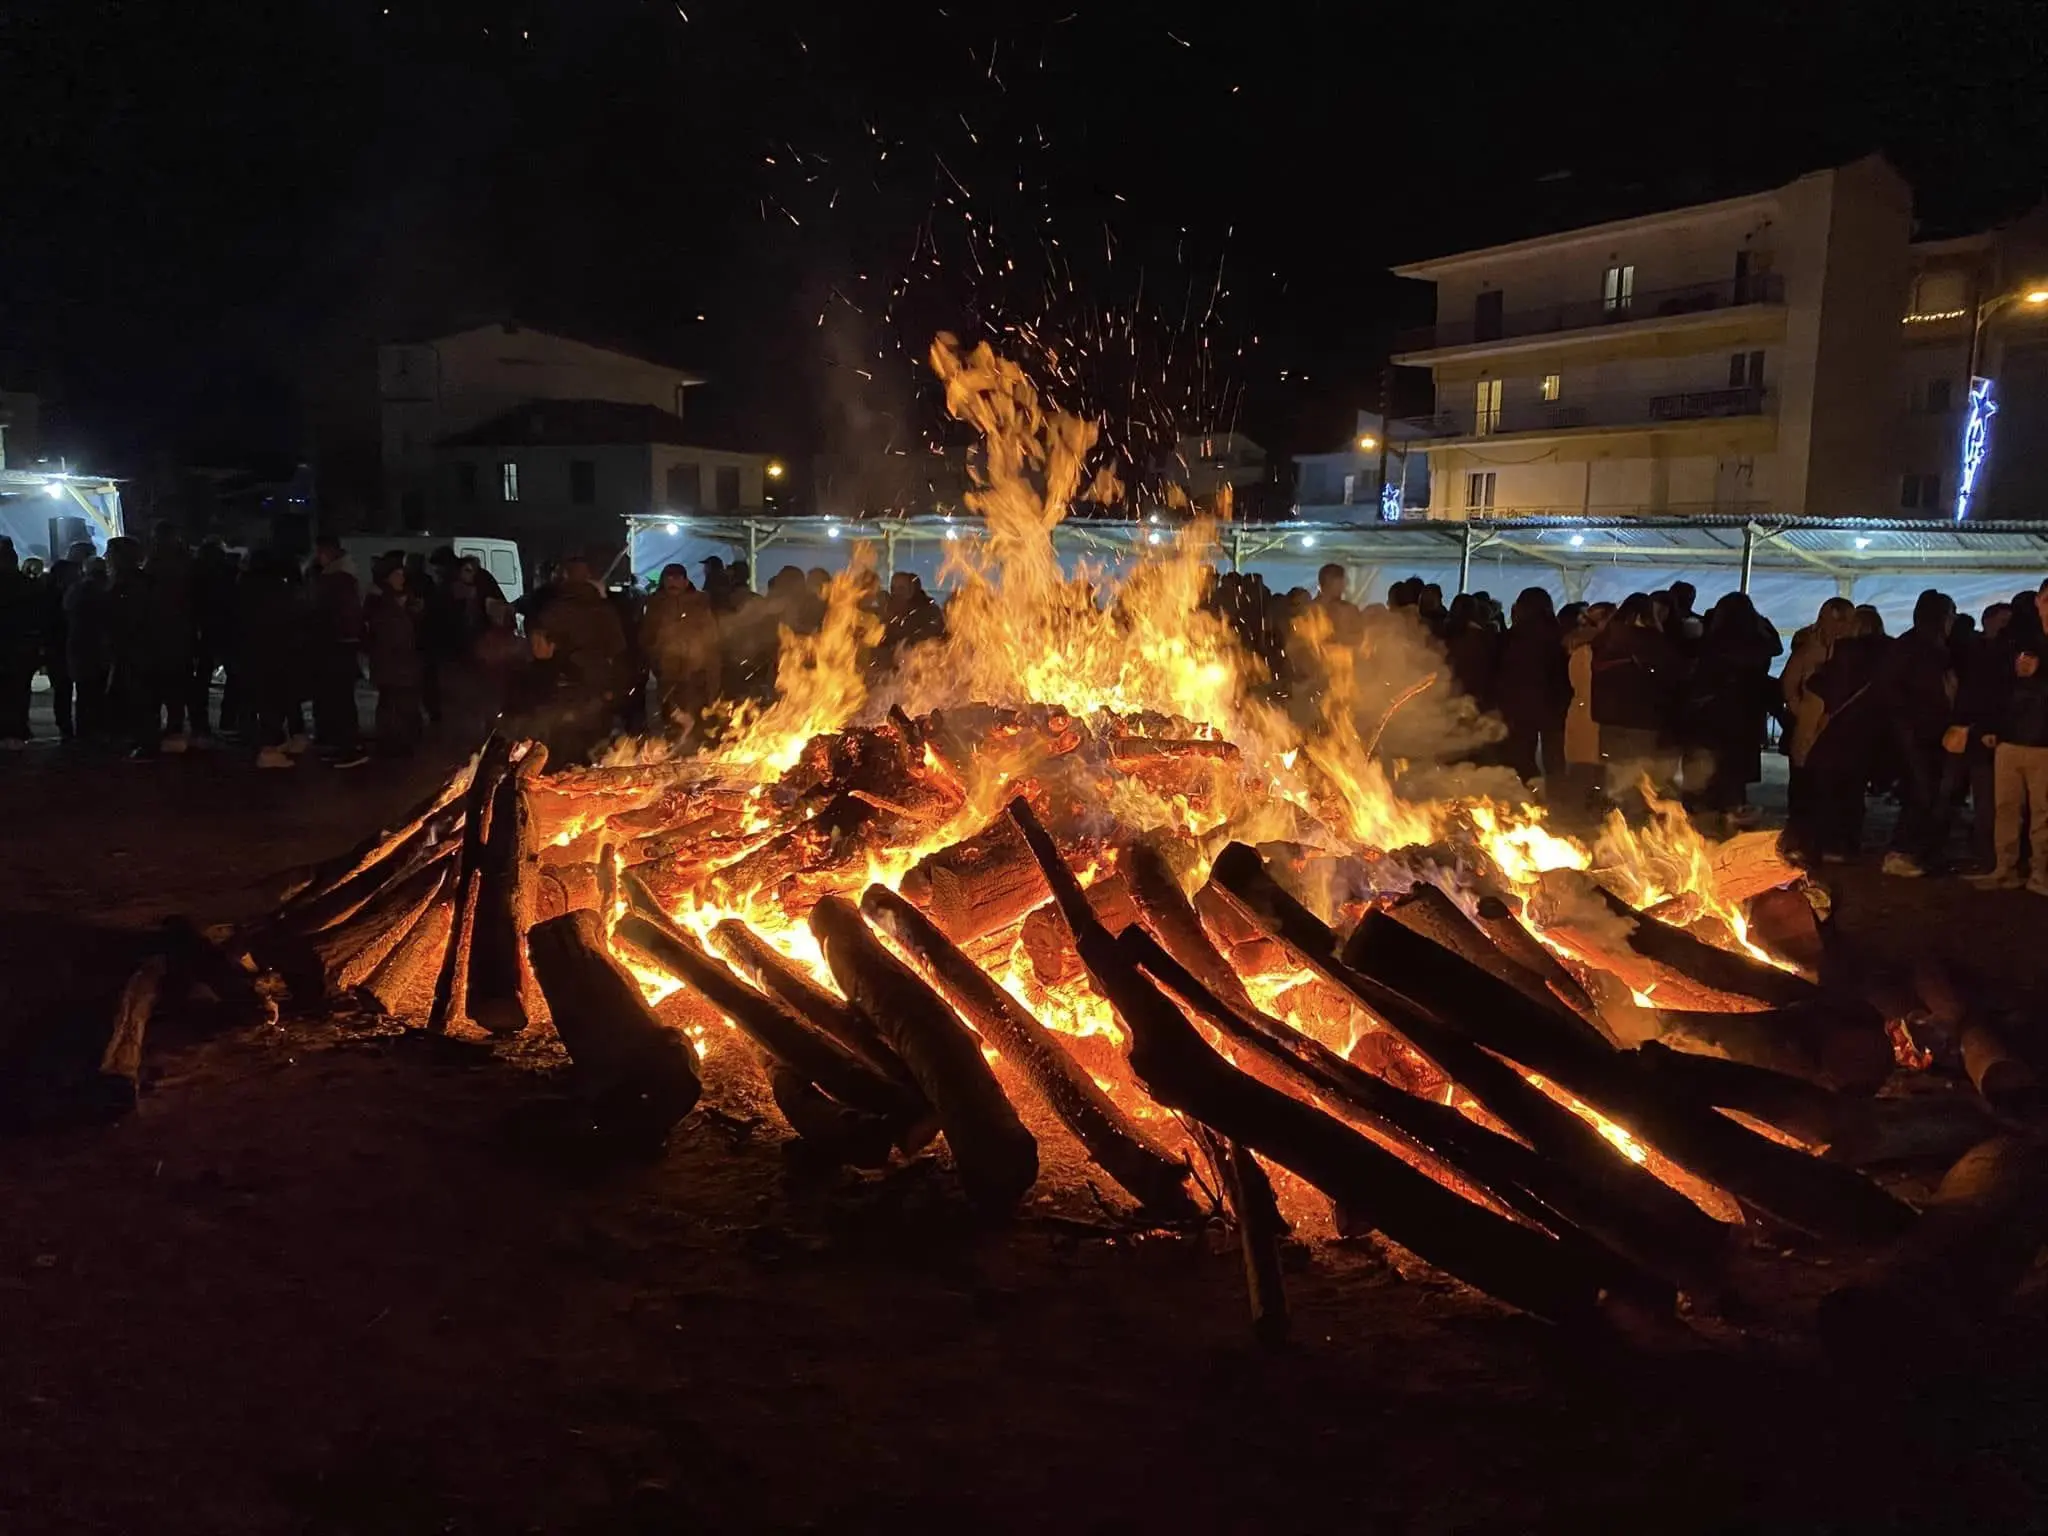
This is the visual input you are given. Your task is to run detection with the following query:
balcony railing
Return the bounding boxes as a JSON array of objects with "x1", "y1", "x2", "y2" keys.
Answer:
[
  {"x1": 1393, "y1": 273, "x2": 1785, "y2": 354},
  {"x1": 1400, "y1": 385, "x2": 1771, "y2": 440}
]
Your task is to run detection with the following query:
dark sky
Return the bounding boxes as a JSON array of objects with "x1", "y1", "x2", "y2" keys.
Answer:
[{"x1": 5, "y1": 0, "x2": 2047, "y2": 491}]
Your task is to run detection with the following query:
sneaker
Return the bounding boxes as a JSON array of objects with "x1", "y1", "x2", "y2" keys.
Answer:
[
  {"x1": 1881, "y1": 852, "x2": 1926, "y2": 878},
  {"x1": 1969, "y1": 870, "x2": 2023, "y2": 890},
  {"x1": 282, "y1": 735, "x2": 311, "y2": 757},
  {"x1": 255, "y1": 746, "x2": 294, "y2": 770},
  {"x1": 330, "y1": 750, "x2": 371, "y2": 770},
  {"x1": 160, "y1": 731, "x2": 191, "y2": 754}
]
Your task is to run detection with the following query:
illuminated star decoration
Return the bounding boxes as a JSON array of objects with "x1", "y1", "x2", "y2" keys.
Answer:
[
  {"x1": 1955, "y1": 376, "x2": 1997, "y2": 522},
  {"x1": 1380, "y1": 479, "x2": 1401, "y2": 522}
]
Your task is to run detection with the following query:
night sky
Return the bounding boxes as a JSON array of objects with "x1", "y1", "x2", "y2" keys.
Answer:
[{"x1": 5, "y1": 0, "x2": 2046, "y2": 497}]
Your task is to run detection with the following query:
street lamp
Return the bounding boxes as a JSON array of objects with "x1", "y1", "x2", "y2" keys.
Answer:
[
  {"x1": 1356, "y1": 434, "x2": 1378, "y2": 452},
  {"x1": 766, "y1": 461, "x2": 786, "y2": 480}
]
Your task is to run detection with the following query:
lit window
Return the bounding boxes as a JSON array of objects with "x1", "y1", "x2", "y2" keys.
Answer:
[
  {"x1": 1465, "y1": 470, "x2": 1496, "y2": 511},
  {"x1": 1540, "y1": 374, "x2": 1561, "y2": 402},
  {"x1": 501, "y1": 461, "x2": 520, "y2": 502},
  {"x1": 1603, "y1": 264, "x2": 1635, "y2": 313},
  {"x1": 1474, "y1": 378, "x2": 1503, "y2": 435}
]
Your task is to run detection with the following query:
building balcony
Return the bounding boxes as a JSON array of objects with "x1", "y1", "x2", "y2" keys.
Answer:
[
  {"x1": 1391, "y1": 274, "x2": 1786, "y2": 359},
  {"x1": 1400, "y1": 385, "x2": 1771, "y2": 444}
]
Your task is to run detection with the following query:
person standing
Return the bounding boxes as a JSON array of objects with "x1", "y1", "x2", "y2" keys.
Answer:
[
  {"x1": 235, "y1": 550, "x2": 308, "y2": 769},
  {"x1": 527, "y1": 554, "x2": 627, "y2": 763},
  {"x1": 1782, "y1": 597, "x2": 1858, "y2": 855},
  {"x1": 63, "y1": 554, "x2": 113, "y2": 742},
  {"x1": 1496, "y1": 588, "x2": 1570, "y2": 786},
  {"x1": 102, "y1": 537, "x2": 160, "y2": 759},
  {"x1": 1689, "y1": 592, "x2": 1783, "y2": 822},
  {"x1": 1970, "y1": 642, "x2": 2048, "y2": 893},
  {"x1": 39, "y1": 546, "x2": 83, "y2": 741},
  {"x1": 363, "y1": 555, "x2": 424, "y2": 757},
  {"x1": 0, "y1": 538, "x2": 40, "y2": 746},
  {"x1": 141, "y1": 522, "x2": 197, "y2": 751},
  {"x1": 1875, "y1": 589, "x2": 1959, "y2": 878},
  {"x1": 639, "y1": 564, "x2": 720, "y2": 735},
  {"x1": 307, "y1": 534, "x2": 368, "y2": 768},
  {"x1": 1591, "y1": 593, "x2": 1679, "y2": 809},
  {"x1": 188, "y1": 537, "x2": 238, "y2": 743}
]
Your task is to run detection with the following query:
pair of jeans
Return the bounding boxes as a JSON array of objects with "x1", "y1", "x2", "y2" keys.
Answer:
[{"x1": 1991, "y1": 742, "x2": 2048, "y2": 881}]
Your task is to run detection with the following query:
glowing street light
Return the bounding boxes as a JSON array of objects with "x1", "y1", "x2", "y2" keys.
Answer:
[
  {"x1": 2027, "y1": 289, "x2": 2048, "y2": 306},
  {"x1": 1357, "y1": 434, "x2": 1378, "y2": 452},
  {"x1": 766, "y1": 460, "x2": 786, "y2": 479}
]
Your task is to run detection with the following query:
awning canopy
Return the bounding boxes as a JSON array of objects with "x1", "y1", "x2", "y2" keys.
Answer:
[
  {"x1": 624, "y1": 513, "x2": 2048, "y2": 635},
  {"x1": 0, "y1": 469, "x2": 124, "y2": 561}
]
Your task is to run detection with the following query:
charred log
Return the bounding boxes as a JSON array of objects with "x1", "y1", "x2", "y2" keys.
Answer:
[
  {"x1": 310, "y1": 855, "x2": 457, "y2": 994},
  {"x1": 1021, "y1": 873, "x2": 1139, "y2": 988},
  {"x1": 769, "y1": 1065, "x2": 898, "y2": 1169},
  {"x1": 704, "y1": 917, "x2": 915, "y2": 1093},
  {"x1": 1471, "y1": 895, "x2": 1605, "y2": 1031},
  {"x1": 810, "y1": 894, "x2": 1039, "y2": 1211},
  {"x1": 860, "y1": 883, "x2": 1195, "y2": 1217},
  {"x1": 99, "y1": 955, "x2": 168, "y2": 1102},
  {"x1": 1649, "y1": 998, "x2": 1893, "y2": 1096},
  {"x1": 282, "y1": 759, "x2": 475, "y2": 917},
  {"x1": 364, "y1": 898, "x2": 456, "y2": 1019},
  {"x1": 1008, "y1": 798, "x2": 1624, "y2": 1326},
  {"x1": 466, "y1": 748, "x2": 547, "y2": 1036},
  {"x1": 896, "y1": 817, "x2": 1051, "y2": 944},
  {"x1": 1191, "y1": 1126, "x2": 1289, "y2": 1348},
  {"x1": 527, "y1": 910, "x2": 702, "y2": 1150},
  {"x1": 611, "y1": 908, "x2": 923, "y2": 1125},
  {"x1": 427, "y1": 736, "x2": 516, "y2": 1033},
  {"x1": 707, "y1": 793, "x2": 887, "y2": 904},
  {"x1": 1592, "y1": 884, "x2": 1819, "y2": 1009}
]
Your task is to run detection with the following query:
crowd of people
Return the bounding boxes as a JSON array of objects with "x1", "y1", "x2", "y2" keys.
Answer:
[{"x1": 6, "y1": 524, "x2": 2046, "y2": 890}]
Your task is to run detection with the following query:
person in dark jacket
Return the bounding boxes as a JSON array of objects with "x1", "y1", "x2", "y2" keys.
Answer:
[
  {"x1": 141, "y1": 521, "x2": 197, "y2": 749},
  {"x1": 238, "y1": 549, "x2": 311, "y2": 768},
  {"x1": 103, "y1": 537, "x2": 161, "y2": 758},
  {"x1": 1441, "y1": 593, "x2": 1498, "y2": 712},
  {"x1": 527, "y1": 554, "x2": 628, "y2": 762},
  {"x1": 1689, "y1": 591, "x2": 1784, "y2": 820},
  {"x1": 1801, "y1": 609, "x2": 1891, "y2": 861},
  {"x1": 64, "y1": 553, "x2": 113, "y2": 741},
  {"x1": 640, "y1": 564, "x2": 720, "y2": 734},
  {"x1": 1591, "y1": 592, "x2": 1679, "y2": 807},
  {"x1": 0, "y1": 538, "x2": 40, "y2": 745},
  {"x1": 38, "y1": 548, "x2": 82, "y2": 740},
  {"x1": 1876, "y1": 589, "x2": 1958, "y2": 877},
  {"x1": 307, "y1": 534, "x2": 367, "y2": 766},
  {"x1": 1942, "y1": 601, "x2": 2017, "y2": 873},
  {"x1": 1495, "y1": 587, "x2": 1570, "y2": 786},
  {"x1": 1969, "y1": 642, "x2": 2048, "y2": 893},
  {"x1": 364, "y1": 555, "x2": 424, "y2": 757}
]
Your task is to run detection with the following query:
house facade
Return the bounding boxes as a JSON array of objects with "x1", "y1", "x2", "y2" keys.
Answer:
[{"x1": 1390, "y1": 158, "x2": 1921, "y2": 521}]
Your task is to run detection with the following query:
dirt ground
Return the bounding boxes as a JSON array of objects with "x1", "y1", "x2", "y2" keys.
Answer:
[{"x1": 4, "y1": 708, "x2": 2048, "y2": 1534}]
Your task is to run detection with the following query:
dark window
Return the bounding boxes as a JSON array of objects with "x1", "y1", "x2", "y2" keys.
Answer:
[
  {"x1": 1922, "y1": 472, "x2": 1941, "y2": 508},
  {"x1": 1473, "y1": 289, "x2": 1504, "y2": 342},
  {"x1": 456, "y1": 462, "x2": 477, "y2": 504},
  {"x1": 1901, "y1": 473, "x2": 1920, "y2": 509},
  {"x1": 714, "y1": 464, "x2": 742, "y2": 512},
  {"x1": 570, "y1": 459, "x2": 597, "y2": 505},
  {"x1": 1465, "y1": 470, "x2": 1496, "y2": 510},
  {"x1": 1733, "y1": 250, "x2": 1752, "y2": 304},
  {"x1": 1729, "y1": 350, "x2": 1765, "y2": 388},
  {"x1": 666, "y1": 462, "x2": 700, "y2": 509},
  {"x1": 401, "y1": 489, "x2": 424, "y2": 524},
  {"x1": 1925, "y1": 377, "x2": 1953, "y2": 413},
  {"x1": 1901, "y1": 472, "x2": 1943, "y2": 509}
]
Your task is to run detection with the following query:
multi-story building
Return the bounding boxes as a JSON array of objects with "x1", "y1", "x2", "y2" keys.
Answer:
[
  {"x1": 1390, "y1": 157, "x2": 1922, "y2": 520},
  {"x1": 378, "y1": 322, "x2": 706, "y2": 529}
]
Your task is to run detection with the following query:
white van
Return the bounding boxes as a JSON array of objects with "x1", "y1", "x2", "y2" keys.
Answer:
[{"x1": 339, "y1": 535, "x2": 525, "y2": 606}]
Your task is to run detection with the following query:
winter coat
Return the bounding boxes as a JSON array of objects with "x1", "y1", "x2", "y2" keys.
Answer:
[
  {"x1": 0, "y1": 568, "x2": 41, "y2": 663},
  {"x1": 1689, "y1": 621, "x2": 1782, "y2": 785},
  {"x1": 2000, "y1": 670, "x2": 2048, "y2": 749},
  {"x1": 363, "y1": 590, "x2": 422, "y2": 690},
  {"x1": 235, "y1": 571, "x2": 307, "y2": 699},
  {"x1": 1495, "y1": 616, "x2": 1570, "y2": 725},
  {"x1": 1806, "y1": 635, "x2": 1889, "y2": 772},
  {"x1": 310, "y1": 559, "x2": 364, "y2": 649},
  {"x1": 1781, "y1": 634, "x2": 1834, "y2": 767},
  {"x1": 142, "y1": 542, "x2": 195, "y2": 661},
  {"x1": 1443, "y1": 624, "x2": 1499, "y2": 708},
  {"x1": 63, "y1": 575, "x2": 113, "y2": 674},
  {"x1": 1876, "y1": 627, "x2": 1955, "y2": 747},
  {"x1": 533, "y1": 581, "x2": 628, "y2": 698},
  {"x1": 640, "y1": 587, "x2": 721, "y2": 678},
  {"x1": 1590, "y1": 624, "x2": 1677, "y2": 733}
]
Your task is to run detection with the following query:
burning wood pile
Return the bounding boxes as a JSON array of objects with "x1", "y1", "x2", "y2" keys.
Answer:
[{"x1": 104, "y1": 338, "x2": 2048, "y2": 1353}]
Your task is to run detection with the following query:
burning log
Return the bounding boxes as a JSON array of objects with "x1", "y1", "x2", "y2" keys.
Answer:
[
  {"x1": 768, "y1": 1066, "x2": 898, "y2": 1169},
  {"x1": 1820, "y1": 1135, "x2": 2048, "y2": 1363},
  {"x1": 1309, "y1": 882, "x2": 1914, "y2": 1243},
  {"x1": 535, "y1": 862, "x2": 603, "y2": 921},
  {"x1": 1629, "y1": 1040, "x2": 1846, "y2": 1148},
  {"x1": 1021, "y1": 874, "x2": 1139, "y2": 988},
  {"x1": 706, "y1": 793, "x2": 886, "y2": 905},
  {"x1": 1124, "y1": 928, "x2": 1690, "y2": 1304},
  {"x1": 610, "y1": 908, "x2": 923, "y2": 1125},
  {"x1": 363, "y1": 898, "x2": 455, "y2": 1018},
  {"x1": 1192, "y1": 882, "x2": 1294, "y2": 978},
  {"x1": 860, "y1": 884, "x2": 1197, "y2": 1216},
  {"x1": 1470, "y1": 895, "x2": 1604, "y2": 1031},
  {"x1": 277, "y1": 801, "x2": 464, "y2": 941},
  {"x1": 895, "y1": 817, "x2": 1051, "y2": 944},
  {"x1": 466, "y1": 746, "x2": 547, "y2": 1036},
  {"x1": 527, "y1": 910, "x2": 702, "y2": 1149},
  {"x1": 1648, "y1": 999, "x2": 1893, "y2": 1095},
  {"x1": 1355, "y1": 886, "x2": 1613, "y2": 1056},
  {"x1": 1121, "y1": 839, "x2": 1257, "y2": 1018},
  {"x1": 1745, "y1": 885, "x2": 1825, "y2": 976},
  {"x1": 705, "y1": 918, "x2": 915, "y2": 1093},
  {"x1": 810, "y1": 894, "x2": 1039, "y2": 1211},
  {"x1": 1005, "y1": 799, "x2": 1622, "y2": 1326},
  {"x1": 427, "y1": 736, "x2": 517, "y2": 1034},
  {"x1": 1704, "y1": 829, "x2": 1806, "y2": 908},
  {"x1": 311, "y1": 859, "x2": 455, "y2": 994},
  {"x1": 1591, "y1": 885, "x2": 1818, "y2": 1010},
  {"x1": 1961, "y1": 1024, "x2": 2041, "y2": 1117}
]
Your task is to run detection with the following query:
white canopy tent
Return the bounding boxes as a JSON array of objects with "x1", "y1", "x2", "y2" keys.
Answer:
[{"x1": 624, "y1": 514, "x2": 2048, "y2": 637}]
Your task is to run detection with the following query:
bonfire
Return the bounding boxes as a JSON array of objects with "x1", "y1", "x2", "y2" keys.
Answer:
[{"x1": 158, "y1": 337, "x2": 2048, "y2": 1349}]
